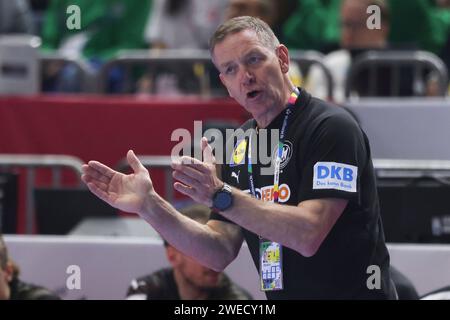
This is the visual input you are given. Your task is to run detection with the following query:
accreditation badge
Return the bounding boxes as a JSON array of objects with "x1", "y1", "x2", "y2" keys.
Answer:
[{"x1": 259, "y1": 239, "x2": 283, "y2": 291}]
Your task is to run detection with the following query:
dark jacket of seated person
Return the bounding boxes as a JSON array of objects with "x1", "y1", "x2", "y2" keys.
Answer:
[
  {"x1": 8, "y1": 275, "x2": 60, "y2": 300},
  {"x1": 126, "y1": 267, "x2": 252, "y2": 300},
  {"x1": 126, "y1": 204, "x2": 252, "y2": 300},
  {"x1": 0, "y1": 234, "x2": 60, "y2": 300}
]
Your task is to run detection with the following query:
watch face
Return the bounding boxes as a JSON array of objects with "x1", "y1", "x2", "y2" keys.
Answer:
[{"x1": 215, "y1": 192, "x2": 232, "y2": 211}]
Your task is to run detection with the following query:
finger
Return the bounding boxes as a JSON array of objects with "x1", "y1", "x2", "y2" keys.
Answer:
[
  {"x1": 170, "y1": 155, "x2": 182, "y2": 169},
  {"x1": 178, "y1": 156, "x2": 209, "y2": 174},
  {"x1": 173, "y1": 182, "x2": 196, "y2": 198},
  {"x1": 82, "y1": 166, "x2": 111, "y2": 184},
  {"x1": 181, "y1": 155, "x2": 203, "y2": 166},
  {"x1": 127, "y1": 150, "x2": 145, "y2": 173},
  {"x1": 201, "y1": 137, "x2": 216, "y2": 165},
  {"x1": 173, "y1": 163, "x2": 206, "y2": 182},
  {"x1": 86, "y1": 181, "x2": 111, "y2": 203},
  {"x1": 81, "y1": 164, "x2": 90, "y2": 179},
  {"x1": 81, "y1": 173, "x2": 89, "y2": 185},
  {"x1": 172, "y1": 156, "x2": 204, "y2": 171},
  {"x1": 172, "y1": 158, "x2": 204, "y2": 176},
  {"x1": 171, "y1": 158, "x2": 181, "y2": 170},
  {"x1": 87, "y1": 161, "x2": 115, "y2": 179},
  {"x1": 81, "y1": 174, "x2": 109, "y2": 191},
  {"x1": 172, "y1": 171, "x2": 203, "y2": 190}
]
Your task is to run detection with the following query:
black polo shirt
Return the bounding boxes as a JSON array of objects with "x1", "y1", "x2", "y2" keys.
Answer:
[{"x1": 211, "y1": 89, "x2": 397, "y2": 300}]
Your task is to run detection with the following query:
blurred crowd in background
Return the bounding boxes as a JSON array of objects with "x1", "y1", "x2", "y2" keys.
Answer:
[
  {"x1": 1, "y1": 0, "x2": 450, "y2": 98},
  {"x1": 2, "y1": 0, "x2": 450, "y2": 301}
]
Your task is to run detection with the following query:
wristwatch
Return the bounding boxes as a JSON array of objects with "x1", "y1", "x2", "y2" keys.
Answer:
[{"x1": 212, "y1": 183, "x2": 233, "y2": 211}]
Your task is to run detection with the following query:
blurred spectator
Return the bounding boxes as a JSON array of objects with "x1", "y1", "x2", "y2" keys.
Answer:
[
  {"x1": 0, "y1": 0, "x2": 35, "y2": 35},
  {"x1": 272, "y1": 0, "x2": 299, "y2": 42},
  {"x1": 42, "y1": 0, "x2": 151, "y2": 60},
  {"x1": 29, "y1": 0, "x2": 50, "y2": 11},
  {"x1": 225, "y1": 0, "x2": 277, "y2": 30},
  {"x1": 436, "y1": 1, "x2": 450, "y2": 83},
  {"x1": 41, "y1": 0, "x2": 152, "y2": 92},
  {"x1": 126, "y1": 204, "x2": 253, "y2": 300},
  {"x1": 145, "y1": 0, "x2": 226, "y2": 50},
  {"x1": 307, "y1": 0, "x2": 389, "y2": 102},
  {"x1": 282, "y1": 0, "x2": 450, "y2": 56},
  {"x1": 388, "y1": 0, "x2": 450, "y2": 54},
  {"x1": 339, "y1": 0, "x2": 389, "y2": 50},
  {"x1": 282, "y1": 0, "x2": 341, "y2": 53},
  {"x1": 137, "y1": 0, "x2": 227, "y2": 96},
  {"x1": 438, "y1": 39, "x2": 450, "y2": 91},
  {"x1": 29, "y1": 0, "x2": 51, "y2": 35},
  {"x1": 0, "y1": 234, "x2": 60, "y2": 300},
  {"x1": 306, "y1": 0, "x2": 425, "y2": 102}
]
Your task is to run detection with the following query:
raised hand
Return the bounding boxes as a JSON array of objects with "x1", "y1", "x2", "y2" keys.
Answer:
[
  {"x1": 81, "y1": 150, "x2": 154, "y2": 214},
  {"x1": 172, "y1": 137, "x2": 223, "y2": 207}
]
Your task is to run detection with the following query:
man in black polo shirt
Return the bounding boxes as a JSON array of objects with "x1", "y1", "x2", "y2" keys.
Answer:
[
  {"x1": 82, "y1": 16, "x2": 397, "y2": 299},
  {"x1": 213, "y1": 86, "x2": 394, "y2": 299}
]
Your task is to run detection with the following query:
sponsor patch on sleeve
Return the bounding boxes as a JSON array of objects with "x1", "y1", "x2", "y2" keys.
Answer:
[{"x1": 313, "y1": 162, "x2": 358, "y2": 192}]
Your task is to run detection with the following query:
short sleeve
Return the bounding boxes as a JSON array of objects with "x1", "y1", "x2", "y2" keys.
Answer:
[{"x1": 298, "y1": 112, "x2": 367, "y2": 204}]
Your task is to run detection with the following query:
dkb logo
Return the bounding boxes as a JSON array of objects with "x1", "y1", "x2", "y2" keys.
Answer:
[
  {"x1": 313, "y1": 162, "x2": 358, "y2": 193},
  {"x1": 317, "y1": 164, "x2": 354, "y2": 182}
]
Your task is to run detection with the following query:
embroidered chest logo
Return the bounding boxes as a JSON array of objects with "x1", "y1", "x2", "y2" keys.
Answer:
[
  {"x1": 230, "y1": 139, "x2": 247, "y2": 167},
  {"x1": 231, "y1": 170, "x2": 240, "y2": 184},
  {"x1": 272, "y1": 140, "x2": 293, "y2": 170}
]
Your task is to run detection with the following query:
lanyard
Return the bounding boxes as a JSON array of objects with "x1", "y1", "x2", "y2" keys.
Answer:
[{"x1": 247, "y1": 89, "x2": 300, "y2": 203}]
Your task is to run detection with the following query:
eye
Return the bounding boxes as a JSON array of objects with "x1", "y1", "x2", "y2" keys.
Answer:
[
  {"x1": 248, "y1": 55, "x2": 261, "y2": 65},
  {"x1": 248, "y1": 56, "x2": 257, "y2": 64},
  {"x1": 224, "y1": 65, "x2": 236, "y2": 75}
]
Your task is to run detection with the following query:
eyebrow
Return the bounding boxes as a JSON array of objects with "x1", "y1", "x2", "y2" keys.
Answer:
[
  {"x1": 219, "y1": 61, "x2": 235, "y2": 70},
  {"x1": 219, "y1": 49, "x2": 264, "y2": 70},
  {"x1": 244, "y1": 49, "x2": 263, "y2": 57}
]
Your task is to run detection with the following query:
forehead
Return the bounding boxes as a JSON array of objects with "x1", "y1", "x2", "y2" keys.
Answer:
[
  {"x1": 212, "y1": 29, "x2": 267, "y2": 62},
  {"x1": 341, "y1": 0, "x2": 366, "y2": 14}
]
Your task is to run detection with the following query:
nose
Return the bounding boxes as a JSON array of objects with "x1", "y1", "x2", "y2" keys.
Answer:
[{"x1": 239, "y1": 67, "x2": 255, "y2": 87}]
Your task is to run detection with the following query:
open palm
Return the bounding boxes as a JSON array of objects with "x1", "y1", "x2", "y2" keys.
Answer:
[{"x1": 81, "y1": 150, "x2": 153, "y2": 214}]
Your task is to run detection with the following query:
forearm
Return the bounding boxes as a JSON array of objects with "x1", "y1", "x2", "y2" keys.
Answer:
[
  {"x1": 219, "y1": 188, "x2": 323, "y2": 257},
  {"x1": 139, "y1": 192, "x2": 238, "y2": 271}
]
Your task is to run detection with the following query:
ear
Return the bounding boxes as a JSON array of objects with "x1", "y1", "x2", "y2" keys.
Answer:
[
  {"x1": 219, "y1": 73, "x2": 234, "y2": 98},
  {"x1": 165, "y1": 246, "x2": 181, "y2": 267},
  {"x1": 4, "y1": 261, "x2": 14, "y2": 282},
  {"x1": 276, "y1": 45, "x2": 290, "y2": 74}
]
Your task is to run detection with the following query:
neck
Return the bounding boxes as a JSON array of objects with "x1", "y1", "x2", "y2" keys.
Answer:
[
  {"x1": 255, "y1": 82, "x2": 297, "y2": 129},
  {"x1": 174, "y1": 269, "x2": 209, "y2": 300}
]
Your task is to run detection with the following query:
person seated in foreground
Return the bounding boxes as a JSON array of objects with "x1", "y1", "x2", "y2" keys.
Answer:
[{"x1": 126, "y1": 204, "x2": 253, "y2": 300}]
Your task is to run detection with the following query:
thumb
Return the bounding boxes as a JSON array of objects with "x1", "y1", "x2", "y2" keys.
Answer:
[
  {"x1": 201, "y1": 137, "x2": 215, "y2": 164},
  {"x1": 127, "y1": 150, "x2": 145, "y2": 173}
]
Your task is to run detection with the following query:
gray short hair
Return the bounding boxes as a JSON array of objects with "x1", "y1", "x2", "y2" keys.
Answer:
[{"x1": 209, "y1": 16, "x2": 279, "y2": 56}]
